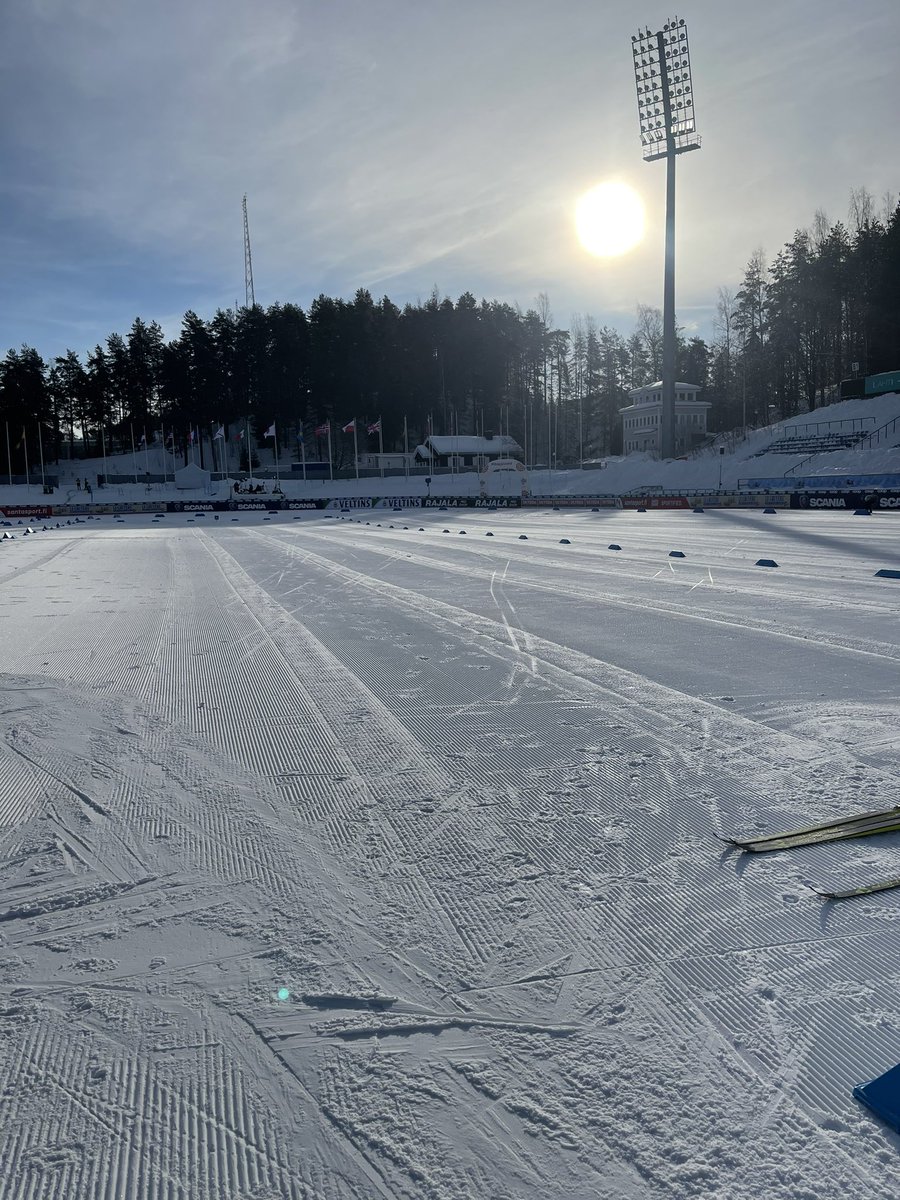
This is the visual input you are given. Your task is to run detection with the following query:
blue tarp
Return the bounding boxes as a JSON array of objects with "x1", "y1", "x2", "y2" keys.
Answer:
[{"x1": 853, "y1": 1063, "x2": 900, "y2": 1131}]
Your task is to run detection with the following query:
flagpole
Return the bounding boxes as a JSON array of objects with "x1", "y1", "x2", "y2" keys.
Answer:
[
  {"x1": 353, "y1": 421, "x2": 359, "y2": 481},
  {"x1": 327, "y1": 422, "x2": 333, "y2": 482},
  {"x1": 246, "y1": 419, "x2": 253, "y2": 485},
  {"x1": 6, "y1": 422, "x2": 12, "y2": 486},
  {"x1": 101, "y1": 426, "x2": 107, "y2": 487},
  {"x1": 23, "y1": 429, "x2": 30, "y2": 488},
  {"x1": 143, "y1": 428, "x2": 150, "y2": 478},
  {"x1": 378, "y1": 416, "x2": 383, "y2": 478},
  {"x1": 301, "y1": 431, "x2": 306, "y2": 482},
  {"x1": 38, "y1": 423, "x2": 46, "y2": 490},
  {"x1": 403, "y1": 415, "x2": 409, "y2": 479},
  {"x1": 130, "y1": 424, "x2": 139, "y2": 483},
  {"x1": 275, "y1": 428, "x2": 280, "y2": 483}
]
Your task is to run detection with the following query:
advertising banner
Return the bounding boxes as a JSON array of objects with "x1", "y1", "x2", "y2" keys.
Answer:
[
  {"x1": 0, "y1": 505, "x2": 54, "y2": 518},
  {"x1": 523, "y1": 496, "x2": 616, "y2": 507},
  {"x1": 373, "y1": 497, "x2": 421, "y2": 509},
  {"x1": 790, "y1": 490, "x2": 900, "y2": 510},
  {"x1": 618, "y1": 496, "x2": 690, "y2": 509}
]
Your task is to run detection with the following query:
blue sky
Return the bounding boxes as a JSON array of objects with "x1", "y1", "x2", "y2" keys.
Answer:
[{"x1": 1, "y1": 0, "x2": 897, "y2": 362}]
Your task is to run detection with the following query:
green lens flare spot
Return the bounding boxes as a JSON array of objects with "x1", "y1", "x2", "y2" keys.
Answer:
[{"x1": 277, "y1": 987, "x2": 290, "y2": 1002}]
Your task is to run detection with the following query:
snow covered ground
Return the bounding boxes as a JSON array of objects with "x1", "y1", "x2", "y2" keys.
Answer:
[
  {"x1": 2, "y1": 505, "x2": 900, "y2": 1198},
  {"x1": 5, "y1": 392, "x2": 900, "y2": 510}
]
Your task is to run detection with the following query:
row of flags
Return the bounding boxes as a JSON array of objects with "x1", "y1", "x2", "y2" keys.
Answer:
[
  {"x1": 107, "y1": 420, "x2": 384, "y2": 451},
  {"x1": 99, "y1": 421, "x2": 383, "y2": 447},
  {"x1": 160, "y1": 420, "x2": 382, "y2": 443},
  {"x1": 260, "y1": 418, "x2": 381, "y2": 442}
]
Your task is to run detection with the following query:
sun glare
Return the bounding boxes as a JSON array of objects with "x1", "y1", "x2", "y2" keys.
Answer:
[{"x1": 575, "y1": 182, "x2": 645, "y2": 258}]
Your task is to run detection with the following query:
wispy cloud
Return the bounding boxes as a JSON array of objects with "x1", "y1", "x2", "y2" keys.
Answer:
[{"x1": 2, "y1": 0, "x2": 898, "y2": 357}]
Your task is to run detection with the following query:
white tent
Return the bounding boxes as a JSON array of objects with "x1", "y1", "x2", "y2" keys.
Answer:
[{"x1": 174, "y1": 463, "x2": 211, "y2": 490}]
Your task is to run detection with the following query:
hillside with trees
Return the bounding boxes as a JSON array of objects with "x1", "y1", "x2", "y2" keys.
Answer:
[{"x1": 1, "y1": 190, "x2": 898, "y2": 471}]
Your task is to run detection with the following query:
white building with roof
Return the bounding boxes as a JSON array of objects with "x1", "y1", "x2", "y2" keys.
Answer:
[
  {"x1": 620, "y1": 382, "x2": 711, "y2": 456},
  {"x1": 414, "y1": 435, "x2": 523, "y2": 469}
]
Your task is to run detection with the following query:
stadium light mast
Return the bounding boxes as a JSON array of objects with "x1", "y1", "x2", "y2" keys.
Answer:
[{"x1": 632, "y1": 16, "x2": 700, "y2": 459}]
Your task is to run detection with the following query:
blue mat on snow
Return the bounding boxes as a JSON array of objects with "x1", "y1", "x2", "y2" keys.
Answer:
[{"x1": 853, "y1": 1063, "x2": 900, "y2": 1131}]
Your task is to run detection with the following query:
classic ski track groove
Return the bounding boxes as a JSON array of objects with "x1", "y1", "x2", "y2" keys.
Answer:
[
  {"x1": 289, "y1": 523, "x2": 900, "y2": 664},
  {"x1": 1, "y1": 519, "x2": 900, "y2": 1198},
  {"x1": 247, "y1": 525, "x2": 900, "y2": 798},
  {"x1": 204, "y1": 527, "x2": 900, "y2": 1190}
]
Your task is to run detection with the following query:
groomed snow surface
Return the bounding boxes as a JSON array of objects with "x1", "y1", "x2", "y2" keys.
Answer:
[{"x1": 2, "y1": 505, "x2": 900, "y2": 1199}]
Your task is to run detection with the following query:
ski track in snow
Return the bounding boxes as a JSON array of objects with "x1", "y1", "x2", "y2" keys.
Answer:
[{"x1": 1, "y1": 508, "x2": 899, "y2": 1198}]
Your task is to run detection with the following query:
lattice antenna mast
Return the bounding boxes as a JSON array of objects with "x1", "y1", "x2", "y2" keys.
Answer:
[{"x1": 242, "y1": 194, "x2": 256, "y2": 309}]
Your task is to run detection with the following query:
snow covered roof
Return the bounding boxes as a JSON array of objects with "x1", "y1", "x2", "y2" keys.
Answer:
[{"x1": 627, "y1": 381, "x2": 701, "y2": 397}]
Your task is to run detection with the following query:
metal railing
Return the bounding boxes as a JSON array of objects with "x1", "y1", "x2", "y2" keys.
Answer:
[
  {"x1": 778, "y1": 416, "x2": 875, "y2": 438},
  {"x1": 857, "y1": 414, "x2": 900, "y2": 451},
  {"x1": 783, "y1": 454, "x2": 816, "y2": 477}
]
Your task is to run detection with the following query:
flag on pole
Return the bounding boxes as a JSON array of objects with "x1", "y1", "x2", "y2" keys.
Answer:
[
  {"x1": 166, "y1": 430, "x2": 174, "y2": 446},
  {"x1": 189, "y1": 428, "x2": 195, "y2": 444},
  {"x1": 265, "y1": 423, "x2": 276, "y2": 438},
  {"x1": 341, "y1": 419, "x2": 355, "y2": 434},
  {"x1": 139, "y1": 432, "x2": 146, "y2": 446},
  {"x1": 314, "y1": 422, "x2": 329, "y2": 437},
  {"x1": 235, "y1": 429, "x2": 244, "y2": 441},
  {"x1": 214, "y1": 426, "x2": 225, "y2": 440},
  {"x1": 367, "y1": 419, "x2": 381, "y2": 434},
  {"x1": 296, "y1": 429, "x2": 304, "y2": 443}
]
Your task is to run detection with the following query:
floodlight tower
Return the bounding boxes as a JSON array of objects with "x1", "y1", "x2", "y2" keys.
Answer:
[
  {"x1": 242, "y1": 194, "x2": 256, "y2": 309},
  {"x1": 631, "y1": 16, "x2": 700, "y2": 459}
]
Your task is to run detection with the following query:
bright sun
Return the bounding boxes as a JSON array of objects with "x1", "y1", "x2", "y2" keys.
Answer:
[{"x1": 575, "y1": 182, "x2": 645, "y2": 258}]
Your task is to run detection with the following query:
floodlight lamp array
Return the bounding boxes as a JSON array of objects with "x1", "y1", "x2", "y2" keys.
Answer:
[{"x1": 632, "y1": 15, "x2": 699, "y2": 160}]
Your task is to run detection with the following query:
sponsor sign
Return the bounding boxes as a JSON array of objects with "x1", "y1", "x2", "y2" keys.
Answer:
[
  {"x1": 373, "y1": 497, "x2": 423, "y2": 509},
  {"x1": 523, "y1": 496, "x2": 616, "y2": 507},
  {"x1": 735, "y1": 494, "x2": 775, "y2": 507},
  {"x1": 0, "y1": 505, "x2": 54, "y2": 518},
  {"x1": 619, "y1": 496, "x2": 690, "y2": 509},
  {"x1": 35, "y1": 495, "x2": 528, "y2": 519},
  {"x1": 865, "y1": 370, "x2": 900, "y2": 396},
  {"x1": 682, "y1": 493, "x2": 790, "y2": 509},
  {"x1": 789, "y1": 491, "x2": 900, "y2": 510},
  {"x1": 418, "y1": 496, "x2": 522, "y2": 508},
  {"x1": 800, "y1": 495, "x2": 851, "y2": 509}
]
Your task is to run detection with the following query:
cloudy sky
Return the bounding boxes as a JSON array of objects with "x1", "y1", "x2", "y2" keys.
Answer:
[{"x1": 1, "y1": 0, "x2": 897, "y2": 361}]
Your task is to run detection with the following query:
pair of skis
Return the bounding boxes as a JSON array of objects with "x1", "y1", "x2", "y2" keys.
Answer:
[{"x1": 724, "y1": 804, "x2": 900, "y2": 900}]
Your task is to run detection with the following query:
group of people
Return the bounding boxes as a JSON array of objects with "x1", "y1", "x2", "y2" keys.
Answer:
[
  {"x1": 75, "y1": 477, "x2": 93, "y2": 497},
  {"x1": 233, "y1": 481, "x2": 283, "y2": 495}
]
